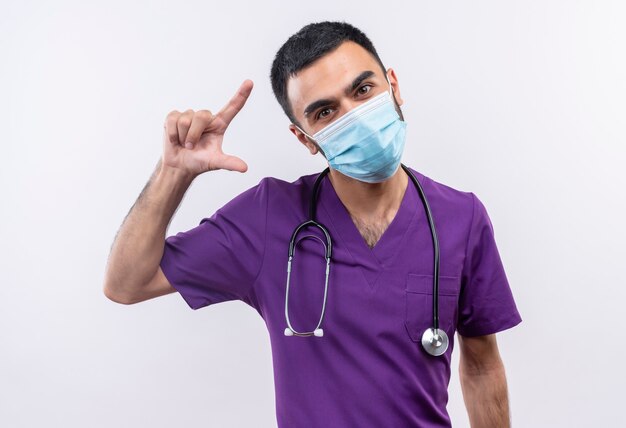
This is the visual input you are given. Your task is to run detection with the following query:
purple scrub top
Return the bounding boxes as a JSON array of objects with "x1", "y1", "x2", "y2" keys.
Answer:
[{"x1": 160, "y1": 166, "x2": 522, "y2": 427}]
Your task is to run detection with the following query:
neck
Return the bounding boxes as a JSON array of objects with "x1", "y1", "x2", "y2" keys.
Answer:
[{"x1": 327, "y1": 166, "x2": 409, "y2": 220}]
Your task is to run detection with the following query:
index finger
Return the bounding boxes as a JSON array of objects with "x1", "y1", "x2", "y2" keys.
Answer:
[{"x1": 215, "y1": 79, "x2": 254, "y2": 127}]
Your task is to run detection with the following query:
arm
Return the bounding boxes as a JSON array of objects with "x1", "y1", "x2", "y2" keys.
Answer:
[
  {"x1": 103, "y1": 158, "x2": 195, "y2": 304},
  {"x1": 103, "y1": 79, "x2": 254, "y2": 304},
  {"x1": 458, "y1": 333, "x2": 511, "y2": 428}
]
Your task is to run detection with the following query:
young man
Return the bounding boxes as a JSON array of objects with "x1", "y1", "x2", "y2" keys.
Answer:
[{"x1": 104, "y1": 21, "x2": 522, "y2": 427}]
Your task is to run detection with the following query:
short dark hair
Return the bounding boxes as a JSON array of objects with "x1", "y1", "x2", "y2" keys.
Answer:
[{"x1": 270, "y1": 21, "x2": 387, "y2": 127}]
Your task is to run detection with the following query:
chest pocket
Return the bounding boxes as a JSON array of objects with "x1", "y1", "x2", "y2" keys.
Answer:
[{"x1": 404, "y1": 273, "x2": 461, "y2": 343}]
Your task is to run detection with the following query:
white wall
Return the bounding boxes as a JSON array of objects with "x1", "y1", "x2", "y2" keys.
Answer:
[{"x1": 1, "y1": 1, "x2": 624, "y2": 426}]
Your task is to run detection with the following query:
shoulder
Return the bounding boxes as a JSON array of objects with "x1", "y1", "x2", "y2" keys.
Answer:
[
  {"x1": 214, "y1": 172, "x2": 320, "y2": 215},
  {"x1": 258, "y1": 172, "x2": 321, "y2": 209},
  {"x1": 263, "y1": 172, "x2": 319, "y2": 194},
  {"x1": 404, "y1": 165, "x2": 497, "y2": 242},
  {"x1": 405, "y1": 165, "x2": 476, "y2": 215}
]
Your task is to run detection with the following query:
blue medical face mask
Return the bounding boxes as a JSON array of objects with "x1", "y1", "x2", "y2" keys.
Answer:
[{"x1": 296, "y1": 77, "x2": 407, "y2": 183}]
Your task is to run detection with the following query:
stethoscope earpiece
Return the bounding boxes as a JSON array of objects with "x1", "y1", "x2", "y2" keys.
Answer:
[{"x1": 284, "y1": 165, "x2": 446, "y2": 356}]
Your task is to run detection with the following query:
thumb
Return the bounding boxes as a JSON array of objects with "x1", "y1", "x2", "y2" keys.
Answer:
[{"x1": 216, "y1": 153, "x2": 248, "y2": 173}]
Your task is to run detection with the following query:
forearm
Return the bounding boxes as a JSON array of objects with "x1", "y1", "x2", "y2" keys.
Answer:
[
  {"x1": 459, "y1": 361, "x2": 510, "y2": 428},
  {"x1": 103, "y1": 157, "x2": 195, "y2": 300}
]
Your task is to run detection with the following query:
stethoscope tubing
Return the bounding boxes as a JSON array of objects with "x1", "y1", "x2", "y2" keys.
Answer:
[
  {"x1": 284, "y1": 163, "x2": 447, "y2": 355},
  {"x1": 401, "y1": 164, "x2": 441, "y2": 332}
]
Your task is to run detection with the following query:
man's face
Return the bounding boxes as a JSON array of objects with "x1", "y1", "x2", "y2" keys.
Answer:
[{"x1": 287, "y1": 41, "x2": 404, "y2": 156}]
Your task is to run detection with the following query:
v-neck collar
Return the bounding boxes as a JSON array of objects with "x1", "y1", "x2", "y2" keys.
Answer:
[{"x1": 318, "y1": 168, "x2": 420, "y2": 291}]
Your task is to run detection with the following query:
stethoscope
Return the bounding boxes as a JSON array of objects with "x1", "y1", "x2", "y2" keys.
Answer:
[{"x1": 283, "y1": 163, "x2": 449, "y2": 357}]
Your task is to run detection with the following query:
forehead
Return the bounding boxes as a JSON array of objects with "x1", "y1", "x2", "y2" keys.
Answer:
[{"x1": 287, "y1": 41, "x2": 382, "y2": 118}]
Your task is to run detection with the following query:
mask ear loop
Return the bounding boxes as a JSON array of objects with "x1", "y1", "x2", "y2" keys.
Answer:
[
  {"x1": 386, "y1": 73, "x2": 403, "y2": 122},
  {"x1": 294, "y1": 123, "x2": 315, "y2": 142},
  {"x1": 385, "y1": 73, "x2": 394, "y2": 97},
  {"x1": 293, "y1": 123, "x2": 327, "y2": 158}
]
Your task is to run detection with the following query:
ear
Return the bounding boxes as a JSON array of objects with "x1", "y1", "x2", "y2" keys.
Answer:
[
  {"x1": 289, "y1": 123, "x2": 320, "y2": 155},
  {"x1": 386, "y1": 68, "x2": 404, "y2": 106}
]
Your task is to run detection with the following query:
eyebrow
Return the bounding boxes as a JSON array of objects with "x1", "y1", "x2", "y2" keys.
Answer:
[{"x1": 302, "y1": 70, "x2": 377, "y2": 118}]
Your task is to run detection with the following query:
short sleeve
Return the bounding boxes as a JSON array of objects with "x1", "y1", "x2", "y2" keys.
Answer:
[
  {"x1": 159, "y1": 178, "x2": 269, "y2": 310},
  {"x1": 456, "y1": 192, "x2": 522, "y2": 337}
]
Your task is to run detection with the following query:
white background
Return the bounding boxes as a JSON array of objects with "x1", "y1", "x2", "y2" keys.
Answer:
[{"x1": 1, "y1": 1, "x2": 625, "y2": 427}]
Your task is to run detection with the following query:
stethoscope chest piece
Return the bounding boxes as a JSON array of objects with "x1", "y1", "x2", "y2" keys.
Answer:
[{"x1": 421, "y1": 328, "x2": 449, "y2": 357}]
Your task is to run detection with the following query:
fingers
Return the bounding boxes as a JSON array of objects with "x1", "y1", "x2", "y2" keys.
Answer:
[
  {"x1": 216, "y1": 152, "x2": 248, "y2": 173},
  {"x1": 163, "y1": 79, "x2": 252, "y2": 148},
  {"x1": 177, "y1": 109, "x2": 194, "y2": 148},
  {"x1": 164, "y1": 109, "x2": 216, "y2": 149},
  {"x1": 164, "y1": 109, "x2": 194, "y2": 148},
  {"x1": 216, "y1": 79, "x2": 254, "y2": 128},
  {"x1": 164, "y1": 110, "x2": 182, "y2": 146},
  {"x1": 185, "y1": 109, "x2": 214, "y2": 148}
]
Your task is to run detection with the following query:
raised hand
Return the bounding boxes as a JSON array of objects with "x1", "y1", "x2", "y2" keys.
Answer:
[{"x1": 162, "y1": 79, "x2": 253, "y2": 177}]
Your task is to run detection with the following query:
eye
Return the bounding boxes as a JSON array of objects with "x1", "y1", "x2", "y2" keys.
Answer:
[
  {"x1": 357, "y1": 84, "x2": 373, "y2": 96},
  {"x1": 316, "y1": 107, "x2": 333, "y2": 120}
]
